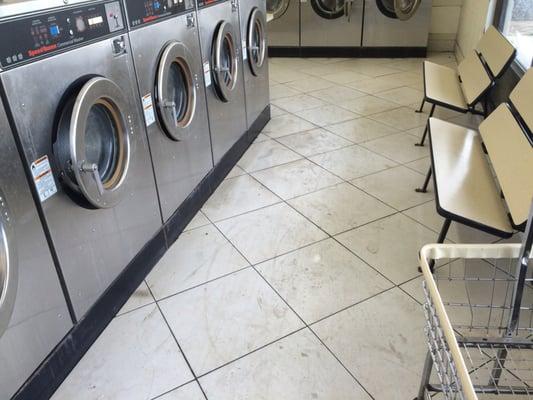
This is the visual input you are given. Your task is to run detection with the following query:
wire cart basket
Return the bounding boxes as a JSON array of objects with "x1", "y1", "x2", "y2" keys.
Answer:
[{"x1": 415, "y1": 211, "x2": 533, "y2": 399}]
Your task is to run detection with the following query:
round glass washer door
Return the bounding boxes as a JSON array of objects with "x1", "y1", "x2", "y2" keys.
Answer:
[
  {"x1": 211, "y1": 21, "x2": 239, "y2": 102},
  {"x1": 247, "y1": 8, "x2": 267, "y2": 77},
  {"x1": 376, "y1": 0, "x2": 421, "y2": 20},
  {"x1": 310, "y1": 0, "x2": 345, "y2": 19},
  {"x1": 0, "y1": 189, "x2": 17, "y2": 339},
  {"x1": 155, "y1": 41, "x2": 197, "y2": 141},
  {"x1": 54, "y1": 77, "x2": 131, "y2": 209},
  {"x1": 266, "y1": 0, "x2": 290, "y2": 19}
]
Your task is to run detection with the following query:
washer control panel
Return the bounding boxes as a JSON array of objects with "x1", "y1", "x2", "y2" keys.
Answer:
[
  {"x1": 0, "y1": 1, "x2": 125, "y2": 69},
  {"x1": 124, "y1": 0, "x2": 194, "y2": 28}
]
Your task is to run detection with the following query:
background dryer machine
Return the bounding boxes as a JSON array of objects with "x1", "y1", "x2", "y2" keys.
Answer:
[
  {"x1": 0, "y1": 0, "x2": 162, "y2": 320},
  {"x1": 124, "y1": 0, "x2": 214, "y2": 223},
  {"x1": 196, "y1": 0, "x2": 248, "y2": 164},
  {"x1": 300, "y1": 0, "x2": 364, "y2": 49},
  {"x1": 363, "y1": 0, "x2": 432, "y2": 49},
  {"x1": 238, "y1": 0, "x2": 270, "y2": 138},
  {"x1": 0, "y1": 98, "x2": 72, "y2": 400},
  {"x1": 266, "y1": 0, "x2": 299, "y2": 48}
]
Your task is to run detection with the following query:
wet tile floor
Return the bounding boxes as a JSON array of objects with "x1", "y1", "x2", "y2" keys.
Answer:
[{"x1": 52, "y1": 53, "x2": 521, "y2": 400}]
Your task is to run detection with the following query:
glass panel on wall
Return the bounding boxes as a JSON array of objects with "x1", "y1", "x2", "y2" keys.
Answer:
[{"x1": 501, "y1": 0, "x2": 533, "y2": 68}]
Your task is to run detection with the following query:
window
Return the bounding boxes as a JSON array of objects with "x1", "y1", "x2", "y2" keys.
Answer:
[{"x1": 500, "y1": 0, "x2": 533, "y2": 68}]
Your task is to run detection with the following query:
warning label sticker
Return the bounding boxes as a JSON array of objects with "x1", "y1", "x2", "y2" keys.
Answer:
[
  {"x1": 31, "y1": 155, "x2": 57, "y2": 203},
  {"x1": 203, "y1": 61, "x2": 212, "y2": 87},
  {"x1": 142, "y1": 93, "x2": 156, "y2": 127},
  {"x1": 242, "y1": 40, "x2": 247, "y2": 60}
]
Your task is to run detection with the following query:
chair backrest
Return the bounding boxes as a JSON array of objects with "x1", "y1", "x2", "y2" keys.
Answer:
[
  {"x1": 458, "y1": 51, "x2": 493, "y2": 106},
  {"x1": 476, "y1": 26, "x2": 516, "y2": 78},
  {"x1": 480, "y1": 104, "x2": 533, "y2": 227},
  {"x1": 509, "y1": 68, "x2": 533, "y2": 134}
]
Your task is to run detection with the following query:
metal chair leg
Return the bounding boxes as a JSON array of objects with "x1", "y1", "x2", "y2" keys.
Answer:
[
  {"x1": 414, "y1": 351, "x2": 433, "y2": 400},
  {"x1": 419, "y1": 218, "x2": 451, "y2": 273},
  {"x1": 415, "y1": 98, "x2": 426, "y2": 113},
  {"x1": 415, "y1": 168, "x2": 432, "y2": 193},
  {"x1": 415, "y1": 104, "x2": 435, "y2": 147}
]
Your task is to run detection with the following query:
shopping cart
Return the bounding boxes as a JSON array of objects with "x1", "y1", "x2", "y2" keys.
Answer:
[{"x1": 415, "y1": 206, "x2": 533, "y2": 399}]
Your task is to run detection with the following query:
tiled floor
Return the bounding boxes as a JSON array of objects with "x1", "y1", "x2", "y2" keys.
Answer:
[{"x1": 52, "y1": 54, "x2": 519, "y2": 400}]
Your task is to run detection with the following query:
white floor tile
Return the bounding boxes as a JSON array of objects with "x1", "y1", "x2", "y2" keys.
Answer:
[
  {"x1": 158, "y1": 268, "x2": 303, "y2": 375},
  {"x1": 347, "y1": 76, "x2": 405, "y2": 94},
  {"x1": 376, "y1": 86, "x2": 424, "y2": 106},
  {"x1": 117, "y1": 281, "x2": 155, "y2": 316},
  {"x1": 269, "y1": 84, "x2": 301, "y2": 100},
  {"x1": 352, "y1": 166, "x2": 433, "y2": 210},
  {"x1": 146, "y1": 225, "x2": 249, "y2": 300},
  {"x1": 309, "y1": 145, "x2": 398, "y2": 180},
  {"x1": 257, "y1": 239, "x2": 392, "y2": 323},
  {"x1": 338, "y1": 95, "x2": 400, "y2": 116},
  {"x1": 308, "y1": 85, "x2": 366, "y2": 103},
  {"x1": 237, "y1": 140, "x2": 302, "y2": 172},
  {"x1": 288, "y1": 183, "x2": 395, "y2": 235},
  {"x1": 52, "y1": 305, "x2": 193, "y2": 400},
  {"x1": 286, "y1": 77, "x2": 336, "y2": 92},
  {"x1": 261, "y1": 114, "x2": 316, "y2": 138},
  {"x1": 336, "y1": 212, "x2": 441, "y2": 284},
  {"x1": 360, "y1": 133, "x2": 428, "y2": 163},
  {"x1": 200, "y1": 329, "x2": 371, "y2": 400},
  {"x1": 156, "y1": 382, "x2": 205, "y2": 400},
  {"x1": 325, "y1": 117, "x2": 399, "y2": 143},
  {"x1": 251, "y1": 159, "x2": 342, "y2": 200},
  {"x1": 369, "y1": 107, "x2": 429, "y2": 130},
  {"x1": 202, "y1": 175, "x2": 281, "y2": 221},
  {"x1": 321, "y1": 70, "x2": 370, "y2": 84},
  {"x1": 313, "y1": 288, "x2": 427, "y2": 400},
  {"x1": 216, "y1": 203, "x2": 328, "y2": 264},
  {"x1": 224, "y1": 165, "x2": 247, "y2": 180},
  {"x1": 277, "y1": 128, "x2": 352, "y2": 157},
  {"x1": 294, "y1": 104, "x2": 359, "y2": 127},
  {"x1": 271, "y1": 93, "x2": 328, "y2": 113}
]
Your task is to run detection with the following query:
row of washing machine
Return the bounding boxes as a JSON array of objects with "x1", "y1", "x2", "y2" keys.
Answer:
[
  {"x1": 268, "y1": 0, "x2": 431, "y2": 51},
  {"x1": 0, "y1": 0, "x2": 269, "y2": 398}
]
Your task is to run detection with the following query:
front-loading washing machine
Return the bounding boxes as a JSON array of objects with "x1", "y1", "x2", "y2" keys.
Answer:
[
  {"x1": 266, "y1": 0, "x2": 299, "y2": 49},
  {"x1": 238, "y1": 0, "x2": 270, "y2": 138},
  {"x1": 0, "y1": 0, "x2": 162, "y2": 320},
  {"x1": 123, "y1": 0, "x2": 214, "y2": 223},
  {"x1": 363, "y1": 0, "x2": 431, "y2": 49},
  {"x1": 196, "y1": 0, "x2": 247, "y2": 164},
  {"x1": 0, "y1": 99, "x2": 73, "y2": 399},
  {"x1": 300, "y1": 0, "x2": 363, "y2": 50}
]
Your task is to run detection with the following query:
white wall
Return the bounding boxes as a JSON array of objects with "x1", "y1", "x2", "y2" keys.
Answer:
[
  {"x1": 455, "y1": 0, "x2": 496, "y2": 59},
  {"x1": 429, "y1": 0, "x2": 463, "y2": 51}
]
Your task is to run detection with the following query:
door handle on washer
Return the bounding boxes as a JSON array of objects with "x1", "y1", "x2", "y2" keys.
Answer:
[
  {"x1": 80, "y1": 161, "x2": 105, "y2": 196},
  {"x1": 344, "y1": 0, "x2": 354, "y2": 21}
]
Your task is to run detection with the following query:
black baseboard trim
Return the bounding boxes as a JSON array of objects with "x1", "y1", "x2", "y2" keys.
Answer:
[
  {"x1": 12, "y1": 104, "x2": 270, "y2": 400},
  {"x1": 268, "y1": 46, "x2": 427, "y2": 58}
]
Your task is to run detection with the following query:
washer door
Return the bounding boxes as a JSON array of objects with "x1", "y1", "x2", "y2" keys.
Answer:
[
  {"x1": 266, "y1": 0, "x2": 290, "y2": 19},
  {"x1": 247, "y1": 8, "x2": 267, "y2": 77},
  {"x1": 55, "y1": 77, "x2": 131, "y2": 209},
  {"x1": 0, "y1": 189, "x2": 17, "y2": 339},
  {"x1": 211, "y1": 21, "x2": 239, "y2": 102},
  {"x1": 310, "y1": 0, "x2": 345, "y2": 19},
  {"x1": 376, "y1": 0, "x2": 421, "y2": 20},
  {"x1": 155, "y1": 41, "x2": 197, "y2": 141}
]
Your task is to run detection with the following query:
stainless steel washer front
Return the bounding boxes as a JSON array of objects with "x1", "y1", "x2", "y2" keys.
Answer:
[
  {"x1": 239, "y1": 0, "x2": 270, "y2": 132},
  {"x1": 267, "y1": 0, "x2": 299, "y2": 47},
  {"x1": 363, "y1": 0, "x2": 431, "y2": 47},
  {"x1": 125, "y1": 0, "x2": 214, "y2": 222},
  {"x1": 301, "y1": 0, "x2": 363, "y2": 47},
  {"x1": 0, "y1": 1, "x2": 162, "y2": 320},
  {"x1": 0, "y1": 100, "x2": 72, "y2": 400},
  {"x1": 197, "y1": 0, "x2": 247, "y2": 164}
]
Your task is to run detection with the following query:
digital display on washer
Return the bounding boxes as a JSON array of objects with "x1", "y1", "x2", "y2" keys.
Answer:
[
  {"x1": 124, "y1": 0, "x2": 194, "y2": 28},
  {"x1": 0, "y1": 1, "x2": 126, "y2": 69}
]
